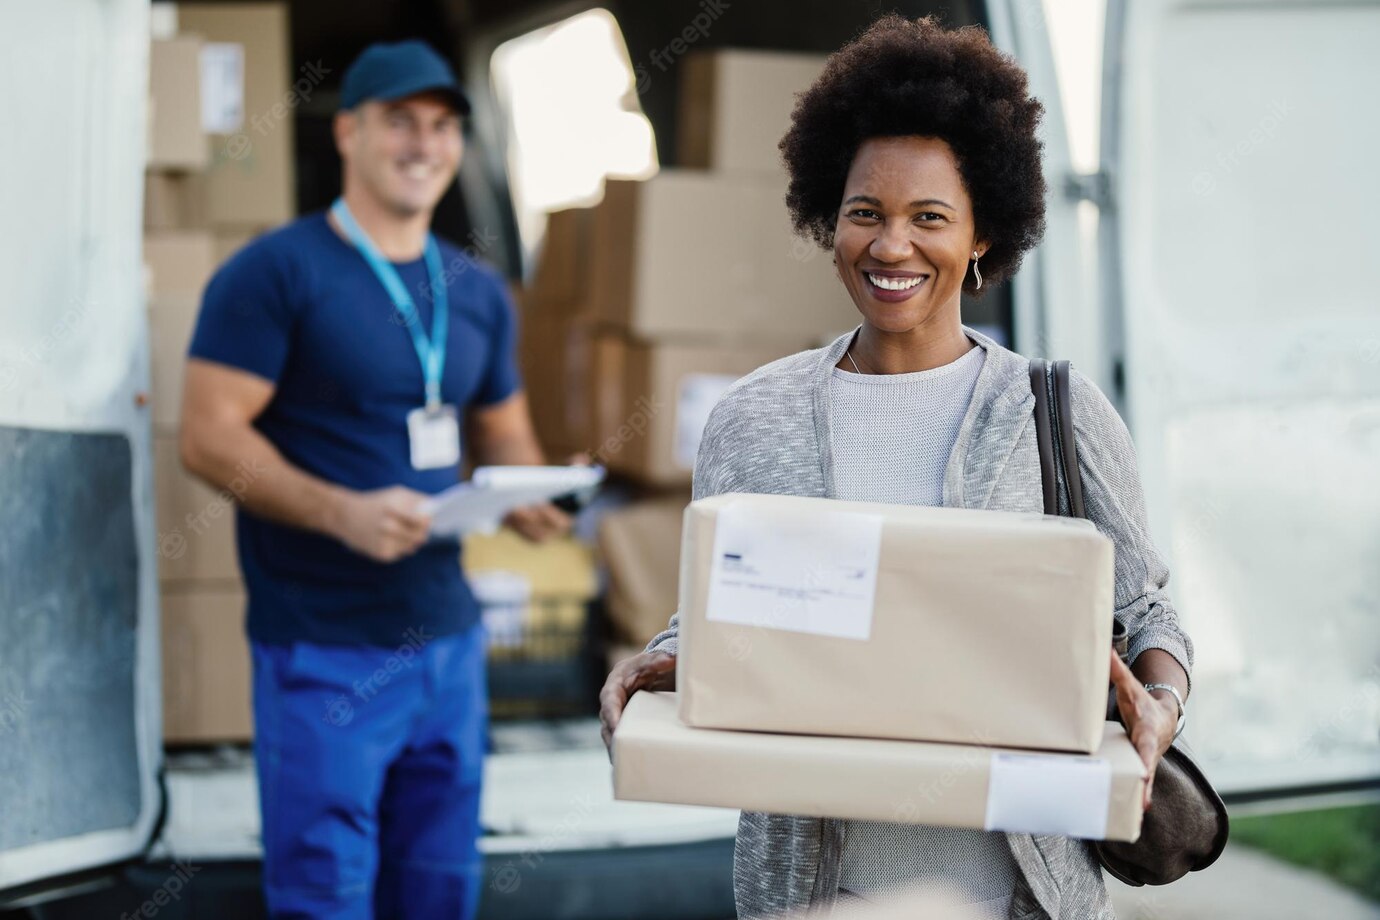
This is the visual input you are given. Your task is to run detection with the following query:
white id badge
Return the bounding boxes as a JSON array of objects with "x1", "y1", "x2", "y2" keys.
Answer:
[{"x1": 407, "y1": 405, "x2": 461, "y2": 470}]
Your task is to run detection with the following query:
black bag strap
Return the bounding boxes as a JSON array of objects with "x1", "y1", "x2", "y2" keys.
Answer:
[
  {"x1": 1029, "y1": 358, "x2": 1085, "y2": 518},
  {"x1": 1029, "y1": 359, "x2": 1058, "y2": 515},
  {"x1": 1052, "y1": 361, "x2": 1086, "y2": 518}
]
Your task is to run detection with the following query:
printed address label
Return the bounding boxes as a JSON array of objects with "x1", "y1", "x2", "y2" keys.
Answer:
[{"x1": 704, "y1": 501, "x2": 883, "y2": 640}]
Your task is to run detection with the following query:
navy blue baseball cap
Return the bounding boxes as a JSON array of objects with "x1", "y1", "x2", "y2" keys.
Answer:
[{"x1": 340, "y1": 40, "x2": 471, "y2": 115}]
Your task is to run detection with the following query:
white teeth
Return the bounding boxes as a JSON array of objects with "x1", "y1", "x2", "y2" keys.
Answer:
[
  {"x1": 866, "y1": 273, "x2": 923, "y2": 291},
  {"x1": 403, "y1": 163, "x2": 430, "y2": 178}
]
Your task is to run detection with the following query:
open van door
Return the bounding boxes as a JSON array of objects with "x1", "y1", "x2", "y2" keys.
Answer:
[
  {"x1": 1000, "y1": 0, "x2": 1380, "y2": 803},
  {"x1": 1096, "y1": 0, "x2": 1380, "y2": 801},
  {"x1": 0, "y1": 0, "x2": 163, "y2": 901}
]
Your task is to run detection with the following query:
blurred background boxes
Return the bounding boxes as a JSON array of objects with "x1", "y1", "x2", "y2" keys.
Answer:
[
  {"x1": 152, "y1": 434, "x2": 241, "y2": 585},
  {"x1": 161, "y1": 587, "x2": 252, "y2": 744},
  {"x1": 517, "y1": 47, "x2": 842, "y2": 492},
  {"x1": 519, "y1": 312, "x2": 596, "y2": 462},
  {"x1": 147, "y1": 36, "x2": 209, "y2": 170},
  {"x1": 144, "y1": 2, "x2": 294, "y2": 746},
  {"x1": 143, "y1": 171, "x2": 209, "y2": 232},
  {"x1": 176, "y1": 3, "x2": 296, "y2": 231},
  {"x1": 588, "y1": 171, "x2": 850, "y2": 341},
  {"x1": 592, "y1": 335, "x2": 790, "y2": 486},
  {"x1": 676, "y1": 49, "x2": 825, "y2": 175},
  {"x1": 598, "y1": 495, "x2": 688, "y2": 649},
  {"x1": 147, "y1": 296, "x2": 201, "y2": 432}
]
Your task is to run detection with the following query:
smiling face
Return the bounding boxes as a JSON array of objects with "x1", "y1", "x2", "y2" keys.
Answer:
[
  {"x1": 833, "y1": 136, "x2": 987, "y2": 335},
  {"x1": 336, "y1": 92, "x2": 463, "y2": 218}
]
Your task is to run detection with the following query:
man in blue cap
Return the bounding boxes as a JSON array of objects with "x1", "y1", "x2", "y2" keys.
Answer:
[{"x1": 179, "y1": 40, "x2": 568, "y2": 919}]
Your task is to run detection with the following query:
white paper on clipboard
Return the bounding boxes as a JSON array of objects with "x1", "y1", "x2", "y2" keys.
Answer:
[{"x1": 420, "y1": 465, "x2": 604, "y2": 538}]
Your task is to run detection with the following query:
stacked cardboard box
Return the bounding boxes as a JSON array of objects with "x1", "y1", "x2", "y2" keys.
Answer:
[
  {"x1": 616, "y1": 692, "x2": 1148, "y2": 841},
  {"x1": 519, "y1": 50, "x2": 848, "y2": 489},
  {"x1": 613, "y1": 494, "x2": 1148, "y2": 841},
  {"x1": 146, "y1": 3, "x2": 295, "y2": 745},
  {"x1": 597, "y1": 495, "x2": 688, "y2": 651}
]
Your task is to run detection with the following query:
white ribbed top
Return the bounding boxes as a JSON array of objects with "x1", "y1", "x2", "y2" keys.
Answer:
[
  {"x1": 828, "y1": 344, "x2": 985, "y2": 507},
  {"x1": 828, "y1": 344, "x2": 1017, "y2": 912}
]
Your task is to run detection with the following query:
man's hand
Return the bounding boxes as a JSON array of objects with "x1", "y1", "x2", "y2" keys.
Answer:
[
  {"x1": 329, "y1": 486, "x2": 432, "y2": 562},
  {"x1": 503, "y1": 502, "x2": 573, "y2": 543},
  {"x1": 1110, "y1": 650, "x2": 1178, "y2": 811},
  {"x1": 599, "y1": 650, "x2": 677, "y2": 757}
]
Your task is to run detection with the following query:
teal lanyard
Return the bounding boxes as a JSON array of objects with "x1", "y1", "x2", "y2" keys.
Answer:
[{"x1": 331, "y1": 198, "x2": 449, "y2": 408}]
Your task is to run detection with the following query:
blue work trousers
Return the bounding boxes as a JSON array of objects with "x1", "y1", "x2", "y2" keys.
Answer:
[{"x1": 251, "y1": 623, "x2": 487, "y2": 919}]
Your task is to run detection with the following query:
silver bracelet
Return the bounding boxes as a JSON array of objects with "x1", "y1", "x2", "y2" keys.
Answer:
[{"x1": 1144, "y1": 682, "x2": 1186, "y2": 740}]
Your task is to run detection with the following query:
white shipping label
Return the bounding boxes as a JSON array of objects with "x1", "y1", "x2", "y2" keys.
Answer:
[
  {"x1": 673, "y1": 373, "x2": 740, "y2": 470},
  {"x1": 983, "y1": 752, "x2": 1112, "y2": 839},
  {"x1": 705, "y1": 502, "x2": 883, "y2": 640},
  {"x1": 199, "y1": 43, "x2": 245, "y2": 133}
]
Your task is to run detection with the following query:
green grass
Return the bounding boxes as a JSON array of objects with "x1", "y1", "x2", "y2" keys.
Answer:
[{"x1": 1230, "y1": 804, "x2": 1380, "y2": 903}]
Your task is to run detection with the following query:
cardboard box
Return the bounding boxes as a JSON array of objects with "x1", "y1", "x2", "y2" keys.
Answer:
[
  {"x1": 526, "y1": 207, "x2": 595, "y2": 313},
  {"x1": 145, "y1": 232, "x2": 216, "y2": 429},
  {"x1": 463, "y1": 528, "x2": 598, "y2": 599},
  {"x1": 588, "y1": 171, "x2": 856, "y2": 341},
  {"x1": 144, "y1": 171, "x2": 209, "y2": 231},
  {"x1": 145, "y1": 231, "x2": 217, "y2": 301},
  {"x1": 598, "y1": 495, "x2": 688, "y2": 645},
  {"x1": 162, "y1": 586, "x2": 252, "y2": 743},
  {"x1": 614, "y1": 692, "x2": 1146, "y2": 842},
  {"x1": 592, "y1": 335, "x2": 794, "y2": 486},
  {"x1": 148, "y1": 37, "x2": 208, "y2": 169},
  {"x1": 148, "y1": 299, "x2": 198, "y2": 430},
  {"x1": 518, "y1": 313, "x2": 595, "y2": 460},
  {"x1": 153, "y1": 433, "x2": 241, "y2": 582},
  {"x1": 176, "y1": 4, "x2": 296, "y2": 228},
  {"x1": 677, "y1": 493, "x2": 1115, "y2": 753},
  {"x1": 677, "y1": 50, "x2": 825, "y2": 174}
]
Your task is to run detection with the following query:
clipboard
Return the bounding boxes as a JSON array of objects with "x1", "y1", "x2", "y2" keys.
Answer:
[{"x1": 420, "y1": 465, "x2": 605, "y2": 538}]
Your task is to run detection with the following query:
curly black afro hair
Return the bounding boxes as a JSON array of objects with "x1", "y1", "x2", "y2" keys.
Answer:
[{"x1": 780, "y1": 14, "x2": 1047, "y2": 295}]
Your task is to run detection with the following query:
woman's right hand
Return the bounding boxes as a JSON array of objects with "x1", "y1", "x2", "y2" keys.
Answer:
[{"x1": 599, "y1": 650, "x2": 677, "y2": 756}]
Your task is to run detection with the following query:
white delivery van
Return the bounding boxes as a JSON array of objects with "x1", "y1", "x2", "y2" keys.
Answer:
[{"x1": 1, "y1": 0, "x2": 1375, "y2": 915}]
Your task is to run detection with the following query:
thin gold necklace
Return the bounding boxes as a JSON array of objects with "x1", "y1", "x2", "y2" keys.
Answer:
[{"x1": 846, "y1": 346, "x2": 871, "y2": 374}]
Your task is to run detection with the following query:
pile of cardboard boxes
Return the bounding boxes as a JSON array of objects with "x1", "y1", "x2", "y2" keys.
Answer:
[
  {"x1": 524, "y1": 50, "x2": 848, "y2": 485},
  {"x1": 531, "y1": 50, "x2": 856, "y2": 656},
  {"x1": 615, "y1": 494, "x2": 1150, "y2": 842},
  {"x1": 146, "y1": 3, "x2": 294, "y2": 744}
]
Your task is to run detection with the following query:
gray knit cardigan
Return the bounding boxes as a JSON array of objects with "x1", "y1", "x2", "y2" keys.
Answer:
[{"x1": 644, "y1": 326, "x2": 1193, "y2": 919}]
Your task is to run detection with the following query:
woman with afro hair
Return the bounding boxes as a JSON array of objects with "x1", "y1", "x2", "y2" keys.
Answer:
[{"x1": 602, "y1": 14, "x2": 1192, "y2": 919}]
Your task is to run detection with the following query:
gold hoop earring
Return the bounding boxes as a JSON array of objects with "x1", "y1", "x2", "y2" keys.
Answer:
[{"x1": 971, "y1": 251, "x2": 982, "y2": 291}]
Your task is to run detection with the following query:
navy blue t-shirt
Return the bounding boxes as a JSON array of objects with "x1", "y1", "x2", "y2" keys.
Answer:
[{"x1": 189, "y1": 211, "x2": 521, "y2": 647}]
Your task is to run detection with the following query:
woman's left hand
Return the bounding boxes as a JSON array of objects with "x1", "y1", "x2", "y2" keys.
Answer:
[{"x1": 1109, "y1": 649, "x2": 1178, "y2": 811}]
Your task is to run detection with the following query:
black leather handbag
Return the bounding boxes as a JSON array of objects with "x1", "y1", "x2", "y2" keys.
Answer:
[{"x1": 1029, "y1": 358, "x2": 1229, "y2": 886}]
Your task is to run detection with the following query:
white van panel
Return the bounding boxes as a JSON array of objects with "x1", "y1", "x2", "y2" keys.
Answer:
[
  {"x1": 0, "y1": 0, "x2": 160, "y2": 892},
  {"x1": 1113, "y1": 0, "x2": 1380, "y2": 793}
]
